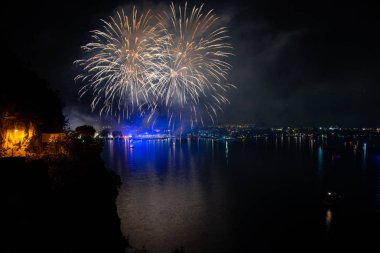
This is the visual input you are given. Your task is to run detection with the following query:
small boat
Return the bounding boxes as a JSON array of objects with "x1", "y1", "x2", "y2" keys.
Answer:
[{"x1": 324, "y1": 191, "x2": 341, "y2": 206}]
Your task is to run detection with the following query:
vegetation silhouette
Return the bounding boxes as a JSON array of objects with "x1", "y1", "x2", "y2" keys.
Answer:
[
  {"x1": 0, "y1": 49, "x2": 127, "y2": 252},
  {"x1": 1, "y1": 49, "x2": 65, "y2": 133},
  {"x1": 75, "y1": 125, "x2": 96, "y2": 138}
]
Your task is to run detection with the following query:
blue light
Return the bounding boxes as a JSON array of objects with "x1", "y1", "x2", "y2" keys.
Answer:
[
  {"x1": 374, "y1": 155, "x2": 380, "y2": 168},
  {"x1": 318, "y1": 146, "x2": 323, "y2": 171}
]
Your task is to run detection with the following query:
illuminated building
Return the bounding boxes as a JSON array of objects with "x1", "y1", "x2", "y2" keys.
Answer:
[{"x1": 0, "y1": 115, "x2": 35, "y2": 157}]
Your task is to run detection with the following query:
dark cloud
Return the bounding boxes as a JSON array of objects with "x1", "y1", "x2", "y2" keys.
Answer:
[
  {"x1": 2, "y1": 0, "x2": 379, "y2": 127},
  {"x1": 221, "y1": 0, "x2": 380, "y2": 127}
]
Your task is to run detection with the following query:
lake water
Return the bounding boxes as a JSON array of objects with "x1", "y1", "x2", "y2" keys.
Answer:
[{"x1": 102, "y1": 136, "x2": 380, "y2": 252}]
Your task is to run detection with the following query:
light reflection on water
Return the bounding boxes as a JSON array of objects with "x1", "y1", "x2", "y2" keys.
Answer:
[
  {"x1": 317, "y1": 145, "x2": 323, "y2": 173},
  {"x1": 377, "y1": 155, "x2": 380, "y2": 211},
  {"x1": 362, "y1": 143, "x2": 367, "y2": 169},
  {"x1": 325, "y1": 208, "x2": 333, "y2": 232},
  {"x1": 102, "y1": 137, "x2": 380, "y2": 253}
]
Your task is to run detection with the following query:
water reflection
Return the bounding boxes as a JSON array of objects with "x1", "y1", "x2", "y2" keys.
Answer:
[
  {"x1": 102, "y1": 139, "x2": 228, "y2": 252},
  {"x1": 362, "y1": 143, "x2": 367, "y2": 169},
  {"x1": 225, "y1": 140, "x2": 229, "y2": 168},
  {"x1": 318, "y1": 145, "x2": 323, "y2": 172},
  {"x1": 225, "y1": 140, "x2": 229, "y2": 159},
  {"x1": 377, "y1": 179, "x2": 380, "y2": 213},
  {"x1": 377, "y1": 155, "x2": 380, "y2": 212},
  {"x1": 100, "y1": 137, "x2": 380, "y2": 253},
  {"x1": 309, "y1": 138, "x2": 314, "y2": 158},
  {"x1": 325, "y1": 208, "x2": 333, "y2": 232},
  {"x1": 275, "y1": 135, "x2": 278, "y2": 150}
]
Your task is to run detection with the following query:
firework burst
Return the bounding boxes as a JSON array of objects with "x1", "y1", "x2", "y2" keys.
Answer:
[
  {"x1": 75, "y1": 7, "x2": 165, "y2": 120},
  {"x1": 76, "y1": 3, "x2": 234, "y2": 128},
  {"x1": 152, "y1": 2, "x2": 234, "y2": 128}
]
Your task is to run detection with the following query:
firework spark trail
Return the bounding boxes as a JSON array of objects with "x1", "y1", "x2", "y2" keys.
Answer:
[
  {"x1": 75, "y1": 7, "x2": 166, "y2": 120},
  {"x1": 76, "y1": 3, "x2": 234, "y2": 128},
  {"x1": 153, "y1": 2, "x2": 235, "y2": 129}
]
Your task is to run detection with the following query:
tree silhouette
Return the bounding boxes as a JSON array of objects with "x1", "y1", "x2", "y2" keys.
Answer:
[
  {"x1": 1, "y1": 47, "x2": 65, "y2": 133},
  {"x1": 75, "y1": 125, "x2": 96, "y2": 138}
]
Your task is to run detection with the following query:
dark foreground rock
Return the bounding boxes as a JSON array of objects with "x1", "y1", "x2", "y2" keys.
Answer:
[{"x1": 0, "y1": 156, "x2": 127, "y2": 253}]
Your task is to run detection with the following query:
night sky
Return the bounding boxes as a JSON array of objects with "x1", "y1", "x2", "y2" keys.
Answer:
[{"x1": 2, "y1": 0, "x2": 379, "y2": 128}]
